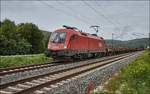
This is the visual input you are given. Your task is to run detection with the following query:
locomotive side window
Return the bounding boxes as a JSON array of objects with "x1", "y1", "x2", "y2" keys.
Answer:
[{"x1": 50, "y1": 32, "x2": 66, "y2": 43}]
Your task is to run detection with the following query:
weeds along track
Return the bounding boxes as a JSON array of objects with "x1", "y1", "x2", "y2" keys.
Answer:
[{"x1": 0, "y1": 52, "x2": 136, "y2": 94}]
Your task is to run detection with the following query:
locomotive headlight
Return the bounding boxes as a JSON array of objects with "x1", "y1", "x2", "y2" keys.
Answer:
[{"x1": 64, "y1": 44, "x2": 67, "y2": 49}]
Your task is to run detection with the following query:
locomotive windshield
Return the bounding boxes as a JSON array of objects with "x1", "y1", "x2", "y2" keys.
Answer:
[{"x1": 50, "y1": 32, "x2": 66, "y2": 43}]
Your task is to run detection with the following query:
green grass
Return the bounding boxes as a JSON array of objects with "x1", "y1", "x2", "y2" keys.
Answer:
[
  {"x1": 0, "y1": 54, "x2": 52, "y2": 68},
  {"x1": 94, "y1": 50, "x2": 150, "y2": 94}
]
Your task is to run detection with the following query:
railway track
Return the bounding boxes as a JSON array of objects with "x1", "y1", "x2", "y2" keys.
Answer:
[
  {"x1": 0, "y1": 52, "x2": 136, "y2": 94},
  {"x1": 0, "y1": 53, "x2": 131, "y2": 76},
  {"x1": 0, "y1": 62, "x2": 63, "y2": 76},
  {"x1": 0, "y1": 57, "x2": 106, "y2": 76}
]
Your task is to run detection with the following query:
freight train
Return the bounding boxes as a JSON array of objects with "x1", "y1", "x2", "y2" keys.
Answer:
[{"x1": 45, "y1": 25, "x2": 139, "y2": 60}]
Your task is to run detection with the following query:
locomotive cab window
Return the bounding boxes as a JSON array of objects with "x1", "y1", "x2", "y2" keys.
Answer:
[{"x1": 50, "y1": 32, "x2": 66, "y2": 43}]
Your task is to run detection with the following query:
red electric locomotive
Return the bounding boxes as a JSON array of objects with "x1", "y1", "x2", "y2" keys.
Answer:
[{"x1": 46, "y1": 25, "x2": 107, "y2": 60}]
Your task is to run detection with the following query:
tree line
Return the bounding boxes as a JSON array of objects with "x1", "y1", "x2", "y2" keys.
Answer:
[{"x1": 0, "y1": 19, "x2": 48, "y2": 55}]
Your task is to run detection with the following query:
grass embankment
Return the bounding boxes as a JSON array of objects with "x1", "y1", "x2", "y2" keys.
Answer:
[
  {"x1": 0, "y1": 54, "x2": 52, "y2": 68},
  {"x1": 94, "y1": 51, "x2": 150, "y2": 94}
]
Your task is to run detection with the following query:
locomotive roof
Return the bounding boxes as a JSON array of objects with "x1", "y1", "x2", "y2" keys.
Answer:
[{"x1": 55, "y1": 28, "x2": 104, "y2": 40}]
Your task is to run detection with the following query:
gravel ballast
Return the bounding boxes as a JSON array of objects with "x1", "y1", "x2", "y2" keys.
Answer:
[
  {"x1": 36, "y1": 52, "x2": 142, "y2": 94},
  {"x1": 0, "y1": 54, "x2": 128, "y2": 85}
]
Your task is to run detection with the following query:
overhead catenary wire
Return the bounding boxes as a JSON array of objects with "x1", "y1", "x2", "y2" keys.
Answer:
[
  {"x1": 56, "y1": 1, "x2": 100, "y2": 26},
  {"x1": 94, "y1": 1, "x2": 136, "y2": 40},
  {"x1": 40, "y1": 0, "x2": 136, "y2": 40},
  {"x1": 82, "y1": 1, "x2": 120, "y2": 28},
  {"x1": 94, "y1": 1, "x2": 122, "y2": 27},
  {"x1": 39, "y1": 0, "x2": 91, "y2": 27},
  {"x1": 82, "y1": 1, "x2": 132, "y2": 40}
]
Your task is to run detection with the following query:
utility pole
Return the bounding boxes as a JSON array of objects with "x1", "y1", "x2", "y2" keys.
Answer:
[
  {"x1": 112, "y1": 33, "x2": 114, "y2": 49},
  {"x1": 90, "y1": 25, "x2": 100, "y2": 35}
]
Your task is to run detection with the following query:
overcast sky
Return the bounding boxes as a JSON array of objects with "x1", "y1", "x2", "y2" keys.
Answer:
[{"x1": 1, "y1": 0, "x2": 149, "y2": 40}]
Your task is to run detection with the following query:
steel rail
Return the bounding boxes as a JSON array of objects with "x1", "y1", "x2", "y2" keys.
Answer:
[
  {"x1": 0, "y1": 53, "x2": 135, "y2": 94},
  {"x1": 0, "y1": 53, "x2": 131, "y2": 76},
  {"x1": 0, "y1": 63, "x2": 52, "y2": 71},
  {"x1": 0, "y1": 53, "x2": 131, "y2": 89},
  {"x1": 0, "y1": 62, "x2": 63, "y2": 76},
  {"x1": 14, "y1": 54, "x2": 132, "y2": 94}
]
